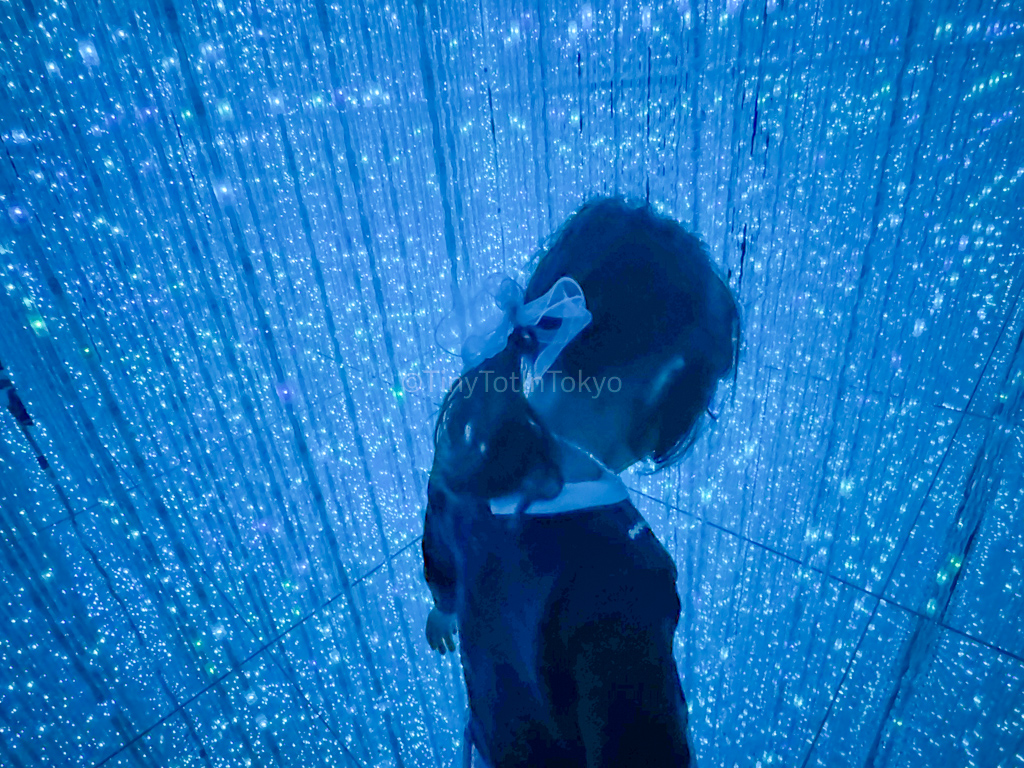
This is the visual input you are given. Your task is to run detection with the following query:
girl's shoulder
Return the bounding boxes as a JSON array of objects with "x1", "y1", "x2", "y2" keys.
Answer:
[
  {"x1": 542, "y1": 501, "x2": 681, "y2": 644},
  {"x1": 540, "y1": 497, "x2": 679, "y2": 593}
]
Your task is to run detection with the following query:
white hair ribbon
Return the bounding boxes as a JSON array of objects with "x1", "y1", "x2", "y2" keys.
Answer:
[{"x1": 450, "y1": 273, "x2": 592, "y2": 378}]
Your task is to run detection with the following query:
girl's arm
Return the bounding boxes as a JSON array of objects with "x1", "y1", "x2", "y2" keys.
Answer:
[
  {"x1": 572, "y1": 613, "x2": 692, "y2": 767},
  {"x1": 565, "y1": 560, "x2": 692, "y2": 767},
  {"x1": 422, "y1": 476, "x2": 458, "y2": 613},
  {"x1": 422, "y1": 478, "x2": 459, "y2": 654}
]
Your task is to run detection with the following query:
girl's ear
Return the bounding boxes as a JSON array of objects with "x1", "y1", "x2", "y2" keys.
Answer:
[
  {"x1": 627, "y1": 390, "x2": 660, "y2": 462},
  {"x1": 647, "y1": 354, "x2": 688, "y2": 408},
  {"x1": 630, "y1": 354, "x2": 683, "y2": 452}
]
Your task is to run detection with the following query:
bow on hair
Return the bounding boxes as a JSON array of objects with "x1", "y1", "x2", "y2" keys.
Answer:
[{"x1": 437, "y1": 273, "x2": 592, "y2": 378}]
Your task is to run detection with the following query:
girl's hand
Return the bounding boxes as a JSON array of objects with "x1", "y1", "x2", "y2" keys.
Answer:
[{"x1": 426, "y1": 607, "x2": 458, "y2": 655}]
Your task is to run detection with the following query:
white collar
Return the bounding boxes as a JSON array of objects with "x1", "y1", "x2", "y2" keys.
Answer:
[
  {"x1": 489, "y1": 472, "x2": 629, "y2": 516},
  {"x1": 489, "y1": 435, "x2": 630, "y2": 515}
]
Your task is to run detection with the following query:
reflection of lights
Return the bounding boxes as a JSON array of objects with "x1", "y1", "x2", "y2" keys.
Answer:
[
  {"x1": 78, "y1": 40, "x2": 99, "y2": 66},
  {"x1": 581, "y1": 3, "x2": 593, "y2": 31}
]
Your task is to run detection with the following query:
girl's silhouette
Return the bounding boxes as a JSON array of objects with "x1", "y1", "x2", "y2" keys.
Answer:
[{"x1": 422, "y1": 196, "x2": 741, "y2": 768}]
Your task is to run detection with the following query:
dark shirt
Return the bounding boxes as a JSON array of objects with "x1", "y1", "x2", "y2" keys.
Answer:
[{"x1": 422, "y1": 477, "x2": 693, "y2": 768}]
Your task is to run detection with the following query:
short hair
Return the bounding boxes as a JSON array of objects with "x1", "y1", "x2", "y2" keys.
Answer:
[{"x1": 432, "y1": 195, "x2": 741, "y2": 504}]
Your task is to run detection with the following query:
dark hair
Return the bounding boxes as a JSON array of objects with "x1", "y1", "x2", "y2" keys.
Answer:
[{"x1": 431, "y1": 195, "x2": 741, "y2": 505}]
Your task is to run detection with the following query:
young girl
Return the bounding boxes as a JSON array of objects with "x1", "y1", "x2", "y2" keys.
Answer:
[{"x1": 422, "y1": 196, "x2": 740, "y2": 768}]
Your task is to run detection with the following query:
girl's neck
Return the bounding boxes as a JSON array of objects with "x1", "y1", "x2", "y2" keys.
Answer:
[
  {"x1": 551, "y1": 435, "x2": 610, "y2": 483},
  {"x1": 526, "y1": 380, "x2": 638, "y2": 477}
]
